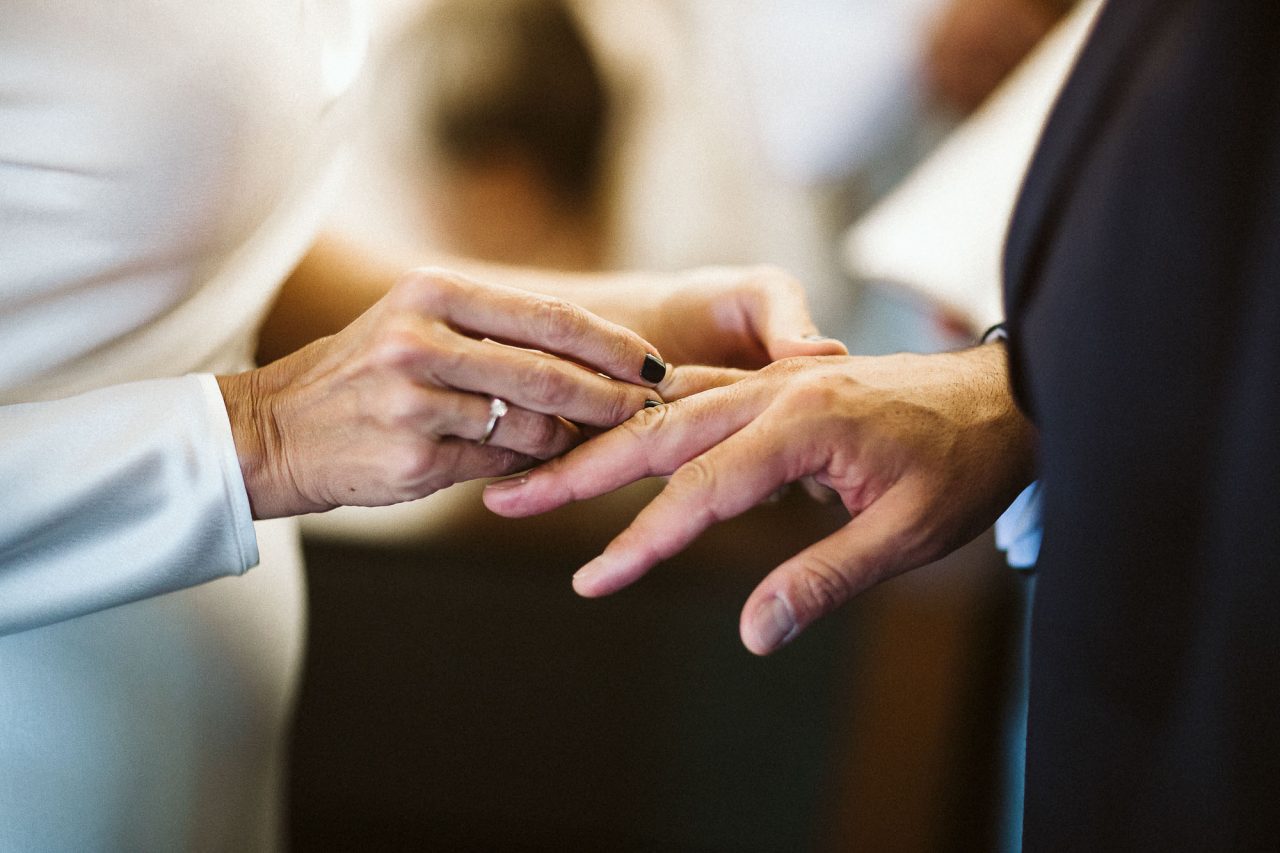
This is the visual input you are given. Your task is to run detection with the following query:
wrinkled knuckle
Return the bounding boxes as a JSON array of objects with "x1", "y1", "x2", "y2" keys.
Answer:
[
  {"x1": 538, "y1": 299, "x2": 590, "y2": 348},
  {"x1": 522, "y1": 363, "x2": 572, "y2": 410},
  {"x1": 671, "y1": 454, "x2": 718, "y2": 497},
  {"x1": 626, "y1": 399, "x2": 677, "y2": 439},
  {"x1": 801, "y1": 367, "x2": 866, "y2": 405},
  {"x1": 602, "y1": 386, "x2": 643, "y2": 426},
  {"x1": 606, "y1": 333, "x2": 637, "y2": 373},
  {"x1": 761, "y1": 355, "x2": 817, "y2": 380},
  {"x1": 798, "y1": 379, "x2": 842, "y2": 409},
  {"x1": 794, "y1": 559, "x2": 854, "y2": 616}
]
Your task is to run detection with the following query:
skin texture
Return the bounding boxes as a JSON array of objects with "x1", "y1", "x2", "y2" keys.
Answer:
[
  {"x1": 257, "y1": 235, "x2": 846, "y2": 370},
  {"x1": 485, "y1": 345, "x2": 1037, "y2": 655},
  {"x1": 577, "y1": 264, "x2": 852, "y2": 369},
  {"x1": 223, "y1": 235, "x2": 846, "y2": 520},
  {"x1": 219, "y1": 268, "x2": 663, "y2": 518}
]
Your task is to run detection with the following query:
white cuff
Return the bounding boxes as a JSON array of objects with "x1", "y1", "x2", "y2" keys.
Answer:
[
  {"x1": 0, "y1": 375, "x2": 262, "y2": 634},
  {"x1": 195, "y1": 373, "x2": 260, "y2": 571}
]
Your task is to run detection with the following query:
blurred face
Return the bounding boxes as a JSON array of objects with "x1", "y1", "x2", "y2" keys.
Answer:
[
  {"x1": 923, "y1": 0, "x2": 1069, "y2": 114},
  {"x1": 426, "y1": 150, "x2": 605, "y2": 271}
]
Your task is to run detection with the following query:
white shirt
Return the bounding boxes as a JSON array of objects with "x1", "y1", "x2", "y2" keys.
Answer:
[{"x1": 0, "y1": 1, "x2": 364, "y2": 849}]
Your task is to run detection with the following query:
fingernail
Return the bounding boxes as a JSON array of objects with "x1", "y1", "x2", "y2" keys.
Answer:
[
  {"x1": 572, "y1": 556, "x2": 609, "y2": 589},
  {"x1": 484, "y1": 475, "x2": 528, "y2": 492},
  {"x1": 641, "y1": 353, "x2": 668, "y2": 384},
  {"x1": 749, "y1": 596, "x2": 798, "y2": 653},
  {"x1": 644, "y1": 399, "x2": 662, "y2": 409},
  {"x1": 803, "y1": 333, "x2": 834, "y2": 342}
]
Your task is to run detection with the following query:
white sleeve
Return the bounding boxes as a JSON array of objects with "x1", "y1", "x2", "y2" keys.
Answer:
[{"x1": 0, "y1": 374, "x2": 259, "y2": 635}]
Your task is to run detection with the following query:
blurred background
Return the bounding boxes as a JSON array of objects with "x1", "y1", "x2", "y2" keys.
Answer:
[{"x1": 286, "y1": 1, "x2": 1095, "y2": 850}]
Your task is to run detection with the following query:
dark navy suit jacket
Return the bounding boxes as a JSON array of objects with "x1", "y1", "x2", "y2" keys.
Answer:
[{"x1": 1004, "y1": 0, "x2": 1280, "y2": 848}]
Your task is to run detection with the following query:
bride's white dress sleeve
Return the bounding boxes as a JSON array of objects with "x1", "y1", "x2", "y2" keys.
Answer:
[{"x1": 0, "y1": 374, "x2": 259, "y2": 635}]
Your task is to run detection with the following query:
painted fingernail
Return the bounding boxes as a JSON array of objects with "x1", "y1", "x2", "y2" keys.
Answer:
[
  {"x1": 748, "y1": 596, "x2": 798, "y2": 654},
  {"x1": 641, "y1": 353, "x2": 668, "y2": 384},
  {"x1": 644, "y1": 399, "x2": 662, "y2": 409},
  {"x1": 484, "y1": 475, "x2": 528, "y2": 492}
]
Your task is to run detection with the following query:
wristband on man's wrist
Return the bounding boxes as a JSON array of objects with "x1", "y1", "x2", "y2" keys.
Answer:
[{"x1": 980, "y1": 322, "x2": 1008, "y2": 344}]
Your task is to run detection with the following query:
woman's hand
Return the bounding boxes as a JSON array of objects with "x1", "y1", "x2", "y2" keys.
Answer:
[
  {"x1": 556, "y1": 264, "x2": 850, "y2": 369},
  {"x1": 484, "y1": 345, "x2": 1036, "y2": 655},
  {"x1": 218, "y1": 268, "x2": 665, "y2": 519}
]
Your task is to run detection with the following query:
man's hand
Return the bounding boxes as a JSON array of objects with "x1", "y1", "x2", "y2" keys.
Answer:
[
  {"x1": 484, "y1": 346, "x2": 1036, "y2": 655},
  {"x1": 219, "y1": 268, "x2": 666, "y2": 519}
]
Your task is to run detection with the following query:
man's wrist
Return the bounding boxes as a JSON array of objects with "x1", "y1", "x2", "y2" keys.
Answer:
[
  {"x1": 980, "y1": 322, "x2": 1008, "y2": 345},
  {"x1": 957, "y1": 340, "x2": 1038, "y2": 493}
]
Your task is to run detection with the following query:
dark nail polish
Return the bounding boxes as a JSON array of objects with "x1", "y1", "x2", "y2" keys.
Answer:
[
  {"x1": 641, "y1": 353, "x2": 667, "y2": 384},
  {"x1": 644, "y1": 399, "x2": 661, "y2": 409}
]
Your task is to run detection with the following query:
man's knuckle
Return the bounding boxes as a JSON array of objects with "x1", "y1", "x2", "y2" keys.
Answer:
[
  {"x1": 629, "y1": 401, "x2": 665, "y2": 430},
  {"x1": 761, "y1": 356, "x2": 816, "y2": 382},
  {"x1": 773, "y1": 377, "x2": 830, "y2": 412},
  {"x1": 795, "y1": 559, "x2": 854, "y2": 615},
  {"x1": 671, "y1": 455, "x2": 718, "y2": 498}
]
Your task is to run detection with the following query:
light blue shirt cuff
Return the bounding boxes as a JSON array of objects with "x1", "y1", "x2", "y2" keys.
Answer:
[{"x1": 994, "y1": 481, "x2": 1042, "y2": 569}]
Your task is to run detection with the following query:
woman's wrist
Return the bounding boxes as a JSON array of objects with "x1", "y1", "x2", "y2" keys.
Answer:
[{"x1": 216, "y1": 368, "x2": 295, "y2": 520}]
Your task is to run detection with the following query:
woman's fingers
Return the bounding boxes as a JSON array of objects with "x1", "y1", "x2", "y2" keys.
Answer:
[
  {"x1": 483, "y1": 378, "x2": 770, "y2": 518},
  {"x1": 745, "y1": 269, "x2": 849, "y2": 361},
  {"x1": 430, "y1": 438, "x2": 539, "y2": 486},
  {"x1": 417, "y1": 386, "x2": 582, "y2": 460},
  {"x1": 394, "y1": 269, "x2": 669, "y2": 387},
  {"x1": 656, "y1": 365, "x2": 753, "y2": 401},
  {"x1": 420, "y1": 332, "x2": 655, "y2": 428}
]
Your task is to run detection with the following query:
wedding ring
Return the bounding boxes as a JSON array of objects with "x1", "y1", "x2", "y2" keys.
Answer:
[{"x1": 477, "y1": 397, "x2": 508, "y2": 446}]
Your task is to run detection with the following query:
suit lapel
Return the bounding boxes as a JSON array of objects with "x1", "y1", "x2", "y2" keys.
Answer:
[{"x1": 1003, "y1": 0, "x2": 1165, "y2": 320}]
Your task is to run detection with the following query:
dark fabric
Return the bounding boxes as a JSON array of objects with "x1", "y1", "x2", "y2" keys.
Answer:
[{"x1": 1003, "y1": 0, "x2": 1280, "y2": 849}]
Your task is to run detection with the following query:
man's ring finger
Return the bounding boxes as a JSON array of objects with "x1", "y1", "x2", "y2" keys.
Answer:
[{"x1": 478, "y1": 397, "x2": 509, "y2": 446}]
